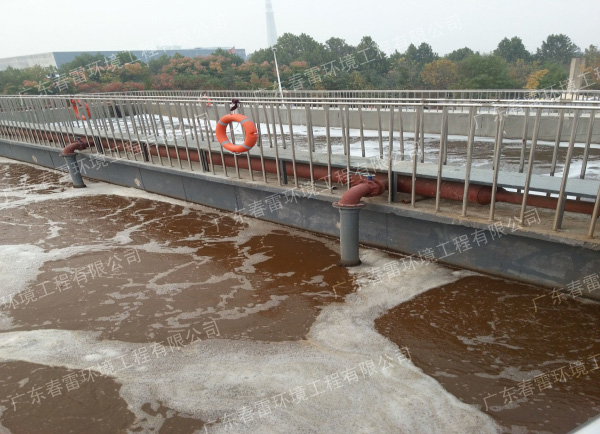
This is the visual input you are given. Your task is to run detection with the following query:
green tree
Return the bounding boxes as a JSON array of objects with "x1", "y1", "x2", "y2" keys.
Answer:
[
  {"x1": 458, "y1": 55, "x2": 517, "y2": 89},
  {"x1": 386, "y1": 56, "x2": 421, "y2": 89},
  {"x1": 494, "y1": 37, "x2": 530, "y2": 62},
  {"x1": 148, "y1": 54, "x2": 170, "y2": 74},
  {"x1": 446, "y1": 47, "x2": 474, "y2": 62},
  {"x1": 58, "y1": 53, "x2": 105, "y2": 75},
  {"x1": 250, "y1": 33, "x2": 327, "y2": 67},
  {"x1": 536, "y1": 61, "x2": 568, "y2": 89},
  {"x1": 582, "y1": 45, "x2": 600, "y2": 89},
  {"x1": 325, "y1": 37, "x2": 354, "y2": 58},
  {"x1": 405, "y1": 43, "x2": 438, "y2": 66},
  {"x1": 536, "y1": 34, "x2": 580, "y2": 67},
  {"x1": 354, "y1": 36, "x2": 389, "y2": 88}
]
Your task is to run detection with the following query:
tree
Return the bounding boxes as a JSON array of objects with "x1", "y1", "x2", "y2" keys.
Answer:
[
  {"x1": 390, "y1": 43, "x2": 439, "y2": 88},
  {"x1": 422, "y1": 59, "x2": 458, "y2": 89},
  {"x1": 325, "y1": 37, "x2": 354, "y2": 58},
  {"x1": 386, "y1": 57, "x2": 421, "y2": 89},
  {"x1": 494, "y1": 37, "x2": 530, "y2": 63},
  {"x1": 58, "y1": 53, "x2": 105, "y2": 75},
  {"x1": 405, "y1": 43, "x2": 439, "y2": 66},
  {"x1": 148, "y1": 54, "x2": 170, "y2": 74},
  {"x1": 536, "y1": 61, "x2": 568, "y2": 89},
  {"x1": 582, "y1": 45, "x2": 600, "y2": 90},
  {"x1": 525, "y1": 69, "x2": 548, "y2": 89},
  {"x1": 446, "y1": 47, "x2": 474, "y2": 62},
  {"x1": 510, "y1": 59, "x2": 536, "y2": 88},
  {"x1": 355, "y1": 36, "x2": 389, "y2": 88},
  {"x1": 250, "y1": 33, "x2": 327, "y2": 67},
  {"x1": 212, "y1": 48, "x2": 245, "y2": 66},
  {"x1": 536, "y1": 34, "x2": 580, "y2": 67},
  {"x1": 458, "y1": 55, "x2": 517, "y2": 89}
]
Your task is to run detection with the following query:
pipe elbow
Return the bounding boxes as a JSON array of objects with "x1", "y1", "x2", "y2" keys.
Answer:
[
  {"x1": 62, "y1": 140, "x2": 89, "y2": 156},
  {"x1": 335, "y1": 179, "x2": 388, "y2": 207}
]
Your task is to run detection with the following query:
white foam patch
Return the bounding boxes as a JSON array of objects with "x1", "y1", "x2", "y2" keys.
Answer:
[
  {"x1": 0, "y1": 158, "x2": 499, "y2": 432},
  {"x1": 0, "y1": 249, "x2": 499, "y2": 433}
]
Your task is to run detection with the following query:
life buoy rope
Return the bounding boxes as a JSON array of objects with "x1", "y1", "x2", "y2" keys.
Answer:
[{"x1": 216, "y1": 114, "x2": 258, "y2": 154}]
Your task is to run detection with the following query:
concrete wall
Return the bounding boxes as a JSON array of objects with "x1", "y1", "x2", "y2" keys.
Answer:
[
  {"x1": 0, "y1": 53, "x2": 57, "y2": 71},
  {"x1": 0, "y1": 48, "x2": 248, "y2": 71},
  {"x1": 1, "y1": 139, "x2": 598, "y2": 300}
]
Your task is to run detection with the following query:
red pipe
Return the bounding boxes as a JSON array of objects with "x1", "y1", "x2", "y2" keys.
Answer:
[
  {"x1": 396, "y1": 176, "x2": 493, "y2": 205},
  {"x1": 141, "y1": 144, "x2": 599, "y2": 216},
  {"x1": 337, "y1": 178, "x2": 388, "y2": 206},
  {"x1": 62, "y1": 140, "x2": 89, "y2": 156},
  {"x1": 496, "y1": 189, "x2": 598, "y2": 216}
]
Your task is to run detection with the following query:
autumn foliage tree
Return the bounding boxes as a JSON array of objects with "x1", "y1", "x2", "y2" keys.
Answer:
[
  {"x1": 422, "y1": 59, "x2": 458, "y2": 89},
  {"x1": 0, "y1": 33, "x2": 592, "y2": 94}
]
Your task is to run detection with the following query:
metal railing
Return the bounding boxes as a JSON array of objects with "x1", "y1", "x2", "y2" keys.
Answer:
[
  {"x1": 103, "y1": 89, "x2": 600, "y2": 102},
  {"x1": 0, "y1": 93, "x2": 599, "y2": 238}
]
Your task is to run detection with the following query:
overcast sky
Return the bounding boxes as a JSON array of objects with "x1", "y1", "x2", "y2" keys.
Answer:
[{"x1": 0, "y1": 0, "x2": 598, "y2": 59}]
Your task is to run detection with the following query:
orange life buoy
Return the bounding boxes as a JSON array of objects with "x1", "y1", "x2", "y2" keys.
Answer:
[
  {"x1": 216, "y1": 114, "x2": 258, "y2": 154},
  {"x1": 71, "y1": 99, "x2": 91, "y2": 121}
]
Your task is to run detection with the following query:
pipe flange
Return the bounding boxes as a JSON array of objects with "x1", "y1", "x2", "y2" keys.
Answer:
[{"x1": 333, "y1": 201, "x2": 366, "y2": 209}]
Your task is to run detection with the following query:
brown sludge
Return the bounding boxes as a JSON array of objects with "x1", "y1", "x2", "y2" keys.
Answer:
[{"x1": 375, "y1": 276, "x2": 600, "y2": 434}]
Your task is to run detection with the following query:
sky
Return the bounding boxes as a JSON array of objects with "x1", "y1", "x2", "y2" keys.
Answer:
[{"x1": 0, "y1": 0, "x2": 598, "y2": 59}]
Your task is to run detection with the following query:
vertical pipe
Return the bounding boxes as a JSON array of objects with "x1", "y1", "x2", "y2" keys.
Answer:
[
  {"x1": 325, "y1": 104, "x2": 332, "y2": 193},
  {"x1": 553, "y1": 109, "x2": 581, "y2": 230},
  {"x1": 550, "y1": 108, "x2": 565, "y2": 176},
  {"x1": 62, "y1": 153, "x2": 86, "y2": 188},
  {"x1": 333, "y1": 206, "x2": 362, "y2": 266},
  {"x1": 435, "y1": 107, "x2": 448, "y2": 212},
  {"x1": 305, "y1": 104, "x2": 315, "y2": 185},
  {"x1": 212, "y1": 103, "x2": 228, "y2": 176},
  {"x1": 145, "y1": 100, "x2": 163, "y2": 166},
  {"x1": 286, "y1": 103, "x2": 298, "y2": 187},
  {"x1": 388, "y1": 105, "x2": 394, "y2": 203},
  {"x1": 156, "y1": 103, "x2": 173, "y2": 167},
  {"x1": 200, "y1": 101, "x2": 215, "y2": 174},
  {"x1": 271, "y1": 103, "x2": 282, "y2": 185},
  {"x1": 339, "y1": 104, "x2": 346, "y2": 156},
  {"x1": 276, "y1": 103, "x2": 286, "y2": 149},
  {"x1": 261, "y1": 103, "x2": 273, "y2": 148},
  {"x1": 377, "y1": 105, "x2": 383, "y2": 158},
  {"x1": 518, "y1": 107, "x2": 529, "y2": 173},
  {"x1": 102, "y1": 100, "x2": 122, "y2": 159},
  {"x1": 227, "y1": 102, "x2": 240, "y2": 179},
  {"x1": 488, "y1": 112, "x2": 505, "y2": 221},
  {"x1": 519, "y1": 108, "x2": 542, "y2": 222},
  {"x1": 398, "y1": 105, "x2": 405, "y2": 161},
  {"x1": 345, "y1": 105, "x2": 350, "y2": 155},
  {"x1": 419, "y1": 105, "x2": 425, "y2": 163},
  {"x1": 461, "y1": 107, "x2": 477, "y2": 216},
  {"x1": 442, "y1": 105, "x2": 449, "y2": 165},
  {"x1": 411, "y1": 107, "x2": 420, "y2": 207},
  {"x1": 580, "y1": 110, "x2": 596, "y2": 179},
  {"x1": 175, "y1": 102, "x2": 193, "y2": 171},
  {"x1": 238, "y1": 104, "x2": 254, "y2": 181},
  {"x1": 251, "y1": 103, "x2": 268, "y2": 183},
  {"x1": 116, "y1": 99, "x2": 133, "y2": 160},
  {"x1": 358, "y1": 105, "x2": 365, "y2": 158},
  {"x1": 165, "y1": 101, "x2": 183, "y2": 169},
  {"x1": 588, "y1": 184, "x2": 600, "y2": 238}
]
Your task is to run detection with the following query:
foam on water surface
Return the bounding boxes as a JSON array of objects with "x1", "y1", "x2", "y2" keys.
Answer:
[{"x1": 0, "y1": 158, "x2": 502, "y2": 432}]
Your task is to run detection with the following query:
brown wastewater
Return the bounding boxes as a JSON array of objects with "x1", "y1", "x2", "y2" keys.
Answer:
[{"x1": 0, "y1": 158, "x2": 598, "y2": 434}]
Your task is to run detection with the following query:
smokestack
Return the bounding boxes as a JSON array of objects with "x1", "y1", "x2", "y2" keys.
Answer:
[{"x1": 266, "y1": 0, "x2": 278, "y2": 47}]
